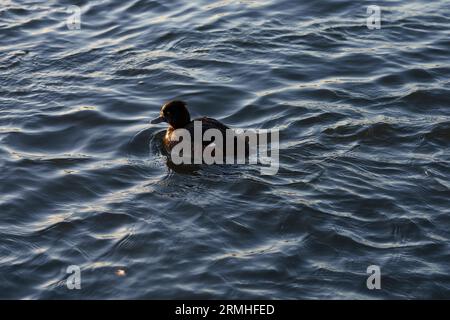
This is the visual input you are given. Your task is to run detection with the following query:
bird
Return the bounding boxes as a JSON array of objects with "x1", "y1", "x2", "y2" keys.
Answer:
[
  {"x1": 151, "y1": 100, "x2": 230, "y2": 155},
  {"x1": 151, "y1": 100, "x2": 230, "y2": 152}
]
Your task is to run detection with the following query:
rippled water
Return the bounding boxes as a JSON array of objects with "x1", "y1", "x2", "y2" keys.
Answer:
[{"x1": 1, "y1": 0, "x2": 449, "y2": 299}]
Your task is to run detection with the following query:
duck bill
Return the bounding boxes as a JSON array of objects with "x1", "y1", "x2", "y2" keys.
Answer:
[{"x1": 150, "y1": 116, "x2": 166, "y2": 124}]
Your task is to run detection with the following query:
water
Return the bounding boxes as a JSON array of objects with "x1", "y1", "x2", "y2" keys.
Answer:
[{"x1": 0, "y1": 0, "x2": 449, "y2": 299}]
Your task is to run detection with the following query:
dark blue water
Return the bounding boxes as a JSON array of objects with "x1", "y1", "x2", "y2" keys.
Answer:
[{"x1": 1, "y1": 0, "x2": 449, "y2": 299}]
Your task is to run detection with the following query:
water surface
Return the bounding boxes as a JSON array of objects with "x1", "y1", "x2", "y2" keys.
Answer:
[{"x1": 0, "y1": 0, "x2": 450, "y2": 299}]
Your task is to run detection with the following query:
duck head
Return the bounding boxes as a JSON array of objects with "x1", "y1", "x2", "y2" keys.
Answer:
[{"x1": 151, "y1": 100, "x2": 191, "y2": 129}]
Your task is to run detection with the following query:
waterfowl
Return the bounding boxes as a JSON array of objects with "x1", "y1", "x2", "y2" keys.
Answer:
[{"x1": 151, "y1": 100, "x2": 230, "y2": 154}]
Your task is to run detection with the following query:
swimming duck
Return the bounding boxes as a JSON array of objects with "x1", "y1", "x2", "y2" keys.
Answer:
[{"x1": 151, "y1": 100, "x2": 230, "y2": 154}]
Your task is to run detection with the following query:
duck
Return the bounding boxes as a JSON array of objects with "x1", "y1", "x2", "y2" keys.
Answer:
[{"x1": 150, "y1": 100, "x2": 230, "y2": 154}]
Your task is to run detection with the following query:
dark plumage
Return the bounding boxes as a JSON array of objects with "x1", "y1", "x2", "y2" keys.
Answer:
[{"x1": 151, "y1": 100, "x2": 230, "y2": 154}]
